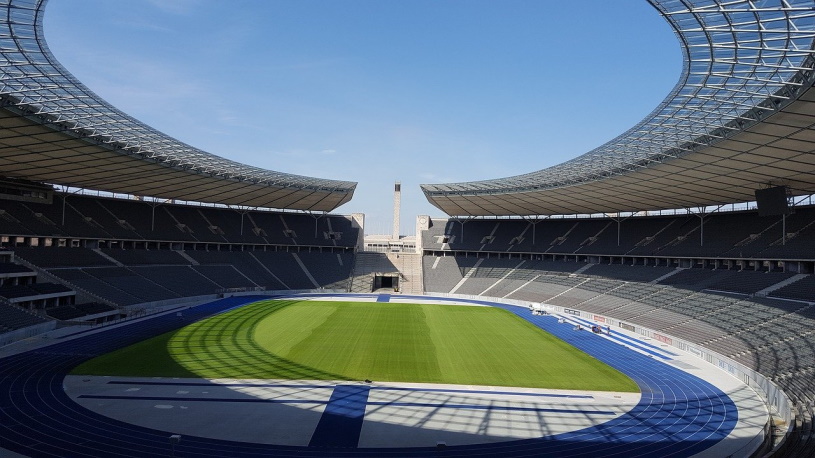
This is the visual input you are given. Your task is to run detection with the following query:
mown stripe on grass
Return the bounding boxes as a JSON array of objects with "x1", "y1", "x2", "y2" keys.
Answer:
[{"x1": 281, "y1": 303, "x2": 442, "y2": 383}]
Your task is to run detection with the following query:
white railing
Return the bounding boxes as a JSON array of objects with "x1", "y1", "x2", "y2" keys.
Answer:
[{"x1": 0, "y1": 321, "x2": 56, "y2": 347}]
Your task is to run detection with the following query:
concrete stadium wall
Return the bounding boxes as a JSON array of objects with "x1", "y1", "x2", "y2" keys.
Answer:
[{"x1": 123, "y1": 289, "x2": 349, "y2": 312}]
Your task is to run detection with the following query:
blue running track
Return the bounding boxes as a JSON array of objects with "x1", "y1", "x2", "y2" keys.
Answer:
[{"x1": 0, "y1": 294, "x2": 739, "y2": 457}]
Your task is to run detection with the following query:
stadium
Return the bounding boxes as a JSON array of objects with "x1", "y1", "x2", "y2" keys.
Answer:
[{"x1": 0, "y1": 0, "x2": 814, "y2": 457}]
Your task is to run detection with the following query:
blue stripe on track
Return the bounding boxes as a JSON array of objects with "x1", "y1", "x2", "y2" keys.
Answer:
[
  {"x1": 376, "y1": 294, "x2": 390, "y2": 302},
  {"x1": 308, "y1": 385, "x2": 370, "y2": 448}
]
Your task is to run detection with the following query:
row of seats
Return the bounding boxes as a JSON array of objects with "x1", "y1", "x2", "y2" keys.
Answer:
[
  {"x1": 0, "y1": 194, "x2": 358, "y2": 247},
  {"x1": 46, "y1": 305, "x2": 87, "y2": 321},
  {"x1": 0, "y1": 263, "x2": 33, "y2": 274},
  {"x1": 423, "y1": 206, "x2": 815, "y2": 259},
  {"x1": 46, "y1": 302, "x2": 116, "y2": 321},
  {"x1": 19, "y1": 248, "x2": 354, "y2": 306},
  {"x1": 0, "y1": 302, "x2": 49, "y2": 331},
  {"x1": 773, "y1": 276, "x2": 815, "y2": 301},
  {"x1": 425, "y1": 257, "x2": 807, "y2": 297},
  {"x1": 0, "y1": 282, "x2": 72, "y2": 299}
]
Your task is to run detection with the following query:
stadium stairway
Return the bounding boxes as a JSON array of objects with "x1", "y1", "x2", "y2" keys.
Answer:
[
  {"x1": 448, "y1": 258, "x2": 485, "y2": 294},
  {"x1": 348, "y1": 252, "x2": 403, "y2": 293},
  {"x1": 385, "y1": 253, "x2": 423, "y2": 294},
  {"x1": 756, "y1": 274, "x2": 810, "y2": 297}
]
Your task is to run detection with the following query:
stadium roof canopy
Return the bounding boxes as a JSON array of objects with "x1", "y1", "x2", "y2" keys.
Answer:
[
  {"x1": 0, "y1": 0, "x2": 356, "y2": 212},
  {"x1": 422, "y1": 0, "x2": 815, "y2": 217}
]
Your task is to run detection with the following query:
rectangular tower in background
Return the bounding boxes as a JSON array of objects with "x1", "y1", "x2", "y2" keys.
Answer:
[{"x1": 392, "y1": 181, "x2": 401, "y2": 240}]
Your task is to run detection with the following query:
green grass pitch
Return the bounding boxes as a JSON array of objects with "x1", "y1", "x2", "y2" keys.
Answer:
[{"x1": 73, "y1": 299, "x2": 638, "y2": 392}]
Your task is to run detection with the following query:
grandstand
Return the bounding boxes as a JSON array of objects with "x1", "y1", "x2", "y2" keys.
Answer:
[
  {"x1": 5, "y1": 210, "x2": 357, "y2": 303},
  {"x1": 1, "y1": 0, "x2": 815, "y2": 456},
  {"x1": 0, "y1": 193, "x2": 358, "y2": 309}
]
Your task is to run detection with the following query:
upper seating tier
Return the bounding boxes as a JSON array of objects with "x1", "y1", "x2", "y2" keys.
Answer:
[
  {"x1": 423, "y1": 206, "x2": 815, "y2": 260},
  {"x1": 0, "y1": 195, "x2": 359, "y2": 248}
]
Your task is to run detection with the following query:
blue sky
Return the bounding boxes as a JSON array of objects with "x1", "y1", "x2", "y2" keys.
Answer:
[{"x1": 44, "y1": 0, "x2": 680, "y2": 236}]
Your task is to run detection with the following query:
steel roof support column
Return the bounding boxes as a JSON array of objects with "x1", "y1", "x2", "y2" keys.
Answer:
[
  {"x1": 307, "y1": 211, "x2": 326, "y2": 239},
  {"x1": 453, "y1": 217, "x2": 473, "y2": 244},
  {"x1": 59, "y1": 186, "x2": 67, "y2": 226},
  {"x1": 230, "y1": 206, "x2": 250, "y2": 236},
  {"x1": 782, "y1": 213, "x2": 786, "y2": 246},
  {"x1": 522, "y1": 216, "x2": 547, "y2": 247},
  {"x1": 604, "y1": 213, "x2": 632, "y2": 247},
  {"x1": 691, "y1": 210, "x2": 707, "y2": 248},
  {"x1": 690, "y1": 205, "x2": 724, "y2": 247},
  {"x1": 779, "y1": 188, "x2": 802, "y2": 246},
  {"x1": 58, "y1": 186, "x2": 84, "y2": 227},
  {"x1": 149, "y1": 201, "x2": 161, "y2": 232}
]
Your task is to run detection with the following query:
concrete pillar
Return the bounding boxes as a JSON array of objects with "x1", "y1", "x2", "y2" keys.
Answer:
[
  {"x1": 351, "y1": 213, "x2": 365, "y2": 252},
  {"x1": 415, "y1": 215, "x2": 430, "y2": 254}
]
